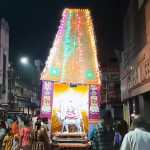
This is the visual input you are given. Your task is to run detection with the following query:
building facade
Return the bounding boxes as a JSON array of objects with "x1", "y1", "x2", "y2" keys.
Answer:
[
  {"x1": 101, "y1": 64, "x2": 122, "y2": 120},
  {"x1": 13, "y1": 81, "x2": 38, "y2": 114},
  {"x1": 121, "y1": 0, "x2": 150, "y2": 124},
  {"x1": 8, "y1": 64, "x2": 40, "y2": 114},
  {"x1": 0, "y1": 18, "x2": 9, "y2": 105}
]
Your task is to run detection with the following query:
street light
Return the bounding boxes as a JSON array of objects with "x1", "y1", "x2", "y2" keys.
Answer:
[
  {"x1": 20, "y1": 57, "x2": 29, "y2": 66},
  {"x1": 19, "y1": 56, "x2": 31, "y2": 114}
]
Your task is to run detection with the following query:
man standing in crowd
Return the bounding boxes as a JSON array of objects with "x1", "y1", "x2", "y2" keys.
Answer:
[
  {"x1": 90, "y1": 109, "x2": 114, "y2": 150},
  {"x1": 120, "y1": 115, "x2": 150, "y2": 150}
]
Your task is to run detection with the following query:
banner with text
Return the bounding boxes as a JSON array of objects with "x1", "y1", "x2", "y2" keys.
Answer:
[
  {"x1": 40, "y1": 81, "x2": 54, "y2": 118},
  {"x1": 89, "y1": 85, "x2": 100, "y2": 122}
]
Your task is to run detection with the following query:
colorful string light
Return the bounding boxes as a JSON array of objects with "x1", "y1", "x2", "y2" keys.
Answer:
[{"x1": 41, "y1": 8, "x2": 101, "y2": 85}]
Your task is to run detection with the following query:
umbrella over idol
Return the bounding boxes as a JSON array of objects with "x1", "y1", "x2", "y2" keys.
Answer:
[{"x1": 40, "y1": 8, "x2": 101, "y2": 134}]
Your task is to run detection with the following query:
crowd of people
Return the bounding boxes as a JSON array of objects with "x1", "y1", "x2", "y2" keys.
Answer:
[
  {"x1": 0, "y1": 113, "x2": 51, "y2": 150},
  {"x1": 0, "y1": 110, "x2": 150, "y2": 150},
  {"x1": 90, "y1": 109, "x2": 150, "y2": 150}
]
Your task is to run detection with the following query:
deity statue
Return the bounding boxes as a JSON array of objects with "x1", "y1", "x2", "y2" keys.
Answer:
[{"x1": 60, "y1": 100, "x2": 83, "y2": 133}]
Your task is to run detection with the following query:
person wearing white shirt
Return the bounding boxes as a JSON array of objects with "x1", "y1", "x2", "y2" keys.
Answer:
[{"x1": 120, "y1": 115, "x2": 150, "y2": 150}]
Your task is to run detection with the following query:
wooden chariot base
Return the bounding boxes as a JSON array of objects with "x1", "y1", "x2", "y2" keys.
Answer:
[{"x1": 52, "y1": 132, "x2": 91, "y2": 150}]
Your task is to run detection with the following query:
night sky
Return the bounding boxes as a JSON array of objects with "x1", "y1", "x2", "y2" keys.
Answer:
[{"x1": 0, "y1": 0, "x2": 129, "y2": 65}]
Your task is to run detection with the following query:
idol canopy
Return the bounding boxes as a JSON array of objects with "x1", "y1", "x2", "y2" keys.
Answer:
[
  {"x1": 40, "y1": 9, "x2": 101, "y2": 137},
  {"x1": 41, "y1": 8, "x2": 101, "y2": 84}
]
